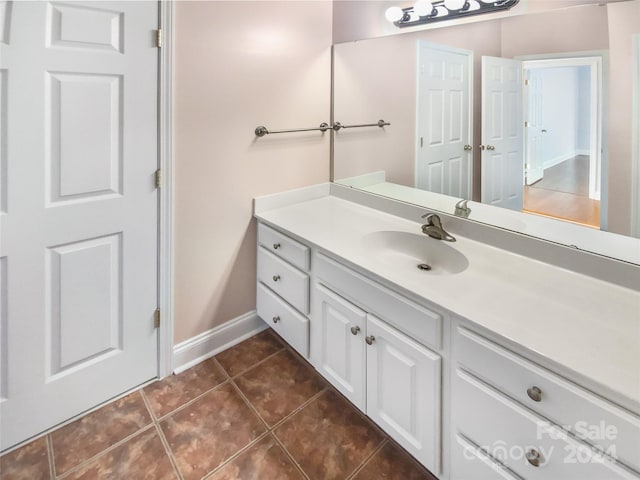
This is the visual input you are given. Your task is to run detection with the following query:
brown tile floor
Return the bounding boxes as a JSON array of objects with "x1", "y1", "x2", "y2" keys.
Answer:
[{"x1": 0, "y1": 329, "x2": 437, "y2": 480}]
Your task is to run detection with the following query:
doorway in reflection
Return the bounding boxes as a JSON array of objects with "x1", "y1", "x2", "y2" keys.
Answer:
[{"x1": 520, "y1": 58, "x2": 602, "y2": 228}]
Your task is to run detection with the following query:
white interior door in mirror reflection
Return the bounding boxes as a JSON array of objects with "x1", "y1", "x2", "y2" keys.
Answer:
[
  {"x1": 524, "y1": 69, "x2": 545, "y2": 185},
  {"x1": 416, "y1": 41, "x2": 472, "y2": 199},
  {"x1": 481, "y1": 56, "x2": 523, "y2": 212}
]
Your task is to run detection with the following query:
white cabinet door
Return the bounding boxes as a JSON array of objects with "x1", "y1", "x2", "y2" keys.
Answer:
[
  {"x1": 365, "y1": 314, "x2": 442, "y2": 474},
  {"x1": 311, "y1": 285, "x2": 366, "y2": 411}
]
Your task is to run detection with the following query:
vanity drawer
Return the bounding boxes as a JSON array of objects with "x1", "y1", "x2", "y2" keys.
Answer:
[
  {"x1": 452, "y1": 433, "x2": 522, "y2": 480},
  {"x1": 315, "y1": 252, "x2": 442, "y2": 350},
  {"x1": 454, "y1": 369, "x2": 638, "y2": 480},
  {"x1": 257, "y1": 282, "x2": 309, "y2": 358},
  {"x1": 257, "y1": 247, "x2": 309, "y2": 314},
  {"x1": 258, "y1": 223, "x2": 310, "y2": 271},
  {"x1": 456, "y1": 327, "x2": 640, "y2": 473}
]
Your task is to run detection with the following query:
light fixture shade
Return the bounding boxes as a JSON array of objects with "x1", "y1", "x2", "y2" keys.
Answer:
[
  {"x1": 443, "y1": 0, "x2": 467, "y2": 10},
  {"x1": 387, "y1": 0, "x2": 518, "y2": 28},
  {"x1": 385, "y1": 6, "x2": 404, "y2": 22},
  {"x1": 413, "y1": 0, "x2": 433, "y2": 16}
]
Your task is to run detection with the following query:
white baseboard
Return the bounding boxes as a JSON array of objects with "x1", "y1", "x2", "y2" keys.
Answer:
[{"x1": 172, "y1": 310, "x2": 267, "y2": 374}]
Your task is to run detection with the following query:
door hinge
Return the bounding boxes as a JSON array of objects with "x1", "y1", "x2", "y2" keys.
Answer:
[
  {"x1": 524, "y1": 79, "x2": 529, "y2": 86},
  {"x1": 154, "y1": 308, "x2": 161, "y2": 328},
  {"x1": 154, "y1": 29, "x2": 163, "y2": 48},
  {"x1": 155, "y1": 169, "x2": 162, "y2": 188},
  {"x1": 420, "y1": 137, "x2": 424, "y2": 148},
  {"x1": 524, "y1": 121, "x2": 529, "y2": 127}
]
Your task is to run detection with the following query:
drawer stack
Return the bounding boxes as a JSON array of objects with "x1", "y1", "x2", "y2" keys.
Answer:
[
  {"x1": 256, "y1": 223, "x2": 310, "y2": 357},
  {"x1": 452, "y1": 326, "x2": 640, "y2": 480}
]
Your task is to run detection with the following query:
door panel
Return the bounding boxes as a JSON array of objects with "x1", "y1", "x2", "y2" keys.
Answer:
[
  {"x1": 417, "y1": 42, "x2": 472, "y2": 199},
  {"x1": 525, "y1": 69, "x2": 545, "y2": 185},
  {"x1": 481, "y1": 56, "x2": 524, "y2": 211},
  {"x1": 0, "y1": 1, "x2": 158, "y2": 450},
  {"x1": 366, "y1": 314, "x2": 442, "y2": 474},
  {"x1": 311, "y1": 285, "x2": 366, "y2": 411}
]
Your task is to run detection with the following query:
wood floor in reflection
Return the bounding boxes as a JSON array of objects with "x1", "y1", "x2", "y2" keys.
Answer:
[{"x1": 523, "y1": 155, "x2": 600, "y2": 228}]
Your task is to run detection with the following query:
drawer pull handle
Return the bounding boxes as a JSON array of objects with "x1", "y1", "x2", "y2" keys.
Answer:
[
  {"x1": 273, "y1": 243, "x2": 281, "y2": 250},
  {"x1": 365, "y1": 335, "x2": 375, "y2": 345},
  {"x1": 272, "y1": 316, "x2": 280, "y2": 324},
  {"x1": 525, "y1": 448, "x2": 542, "y2": 467},
  {"x1": 350, "y1": 326, "x2": 361, "y2": 335},
  {"x1": 272, "y1": 275, "x2": 280, "y2": 282},
  {"x1": 527, "y1": 386, "x2": 542, "y2": 402}
]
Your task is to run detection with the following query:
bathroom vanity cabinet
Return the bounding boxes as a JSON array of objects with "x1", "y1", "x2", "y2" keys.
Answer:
[
  {"x1": 312, "y1": 252, "x2": 442, "y2": 473},
  {"x1": 254, "y1": 193, "x2": 640, "y2": 480}
]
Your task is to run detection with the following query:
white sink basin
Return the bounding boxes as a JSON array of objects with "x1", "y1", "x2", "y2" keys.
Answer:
[{"x1": 362, "y1": 231, "x2": 469, "y2": 275}]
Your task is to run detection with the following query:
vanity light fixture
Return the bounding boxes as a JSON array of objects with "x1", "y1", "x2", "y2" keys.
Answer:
[{"x1": 385, "y1": 0, "x2": 519, "y2": 28}]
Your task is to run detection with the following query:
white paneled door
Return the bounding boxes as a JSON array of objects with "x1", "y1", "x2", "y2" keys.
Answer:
[
  {"x1": 481, "y1": 56, "x2": 523, "y2": 211},
  {"x1": 0, "y1": 1, "x2": 159, "y2": 450},
  {"x1": 524, "y1": 68, "x2": 545, "y2": 185},
  {"x1": 416, "y1": 41, "x2": 472, "y2": 199}
]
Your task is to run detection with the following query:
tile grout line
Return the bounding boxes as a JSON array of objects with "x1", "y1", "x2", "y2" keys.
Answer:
[
  {"x1": 228, "y1": 380, "x2": 273, "y2": 433},
  {"x1": 149, "y1": 345, "x2": 285, "y2": 425},
  {"x1": 139, "y1": 389, "x2": 184, "y2": 480},
  {"x1": 224, "y1": 345, "x2": 287, "y2": 381},
  {"x1": 55, "y1": 423, "x2": 156, "y2": 480},
  {"x1": 199, "y1": 431, "x2": 272, "y2": 480},
  {"x1": 259, "y1": 385, "x2": 330, "y2": 480},
  {"x1": 45, "y1": 434, "x2": 56, "y2": 480},
  {"x1": 268, "y1": 431, "x2": 311, "y2": 480},
  {"x1": 152, "y1": 378, "x2": 231, "y2": 423},
  {"x1": 345, "y1": 438, "x2": 388, "y2": 480},
  {"x1": 267, "y1": 385, "x2": 329, "y2": 432},
  {"x1": 211, "y1": 355, "x2": 231, "y2": 381},
  {"x1": 220, "y1": 379, "x2": 313, "y2": 479}
]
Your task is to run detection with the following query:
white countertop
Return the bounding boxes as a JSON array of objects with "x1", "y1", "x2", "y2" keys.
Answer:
[{"x1": 255, "y1": 193, "x2": 640, "y2": 407}]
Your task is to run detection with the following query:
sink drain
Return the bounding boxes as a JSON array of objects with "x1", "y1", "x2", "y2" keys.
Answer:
[{"x1": 417, "y1": 263, "x2": 432, "y2": 271}]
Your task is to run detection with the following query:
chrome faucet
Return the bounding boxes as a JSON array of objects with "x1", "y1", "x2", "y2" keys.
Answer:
[
  {"x1": 421, "y1": 213, "x2": 456, "y2": 242},
  {"x1": 454, "y1": 199, "x2": 471, "y2": 218}
]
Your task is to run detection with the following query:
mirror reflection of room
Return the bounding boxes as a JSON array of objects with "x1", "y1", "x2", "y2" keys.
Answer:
[
  {"x1": 333, "y1": 1, "x2": 638, "y2": 238},
  {"x1": 522, "y1": 62, "x2": 599, "y2": 228}
]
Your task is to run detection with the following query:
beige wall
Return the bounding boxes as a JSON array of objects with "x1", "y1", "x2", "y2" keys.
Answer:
[
  {"x1": 173, "y1": 1, "x2": 332, "y2": 343},
  {"x1": 500, "y1": 4, "x2": 610, "y2": 58}
]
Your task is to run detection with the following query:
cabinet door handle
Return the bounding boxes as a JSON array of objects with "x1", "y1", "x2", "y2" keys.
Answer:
[
  {"x1": 272, "y1": 274, "x2": 280, "y2": 282},
  {"x1": 272, "y1": 316, "x2": 280, "y2": 324},
  {"x1": 273, "y1": 243, "x2": 281, "y2": 250},
  {"x1": 365, "y1": 335, "x2": 375, "y2": 345},
  {"x1": 350, "y1": 326, "x2": 361, "y2": 335},
  {"x1": 527, "y1": 386, "x2": 542, "y2": 402},
  {"x1": 526, "y1": 448, "x2": 542, "y2": 467}
]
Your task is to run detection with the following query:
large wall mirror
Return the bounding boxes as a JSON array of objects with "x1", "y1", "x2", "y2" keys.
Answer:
[{"x1": 332, "y1": 1, "x2": 640, "y2": 265}]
